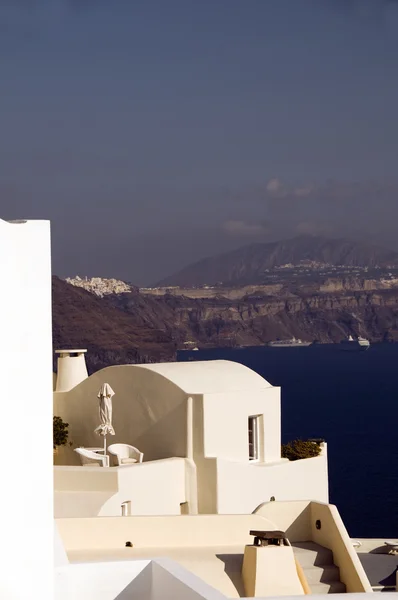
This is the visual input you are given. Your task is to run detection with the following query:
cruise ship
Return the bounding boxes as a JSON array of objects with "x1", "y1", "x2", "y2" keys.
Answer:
[
  {"x1": 340, "y1": 335, "x2": 370, "y2": 351},
  {"x1": 268, "y1": 337, "x2": 312, "y2": 348}
]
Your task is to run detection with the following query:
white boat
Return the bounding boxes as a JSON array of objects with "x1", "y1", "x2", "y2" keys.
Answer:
[
  {"x1": 268, "y1": 337, "x2": 312, "y2": 348},
  {"x1": 340, "y1": 335, "x2": 370, "y2": 351}
]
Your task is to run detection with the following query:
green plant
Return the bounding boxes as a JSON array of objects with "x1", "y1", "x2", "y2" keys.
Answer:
[
  {"x1": 53, "y1": 415, "x2": 70, "y2": 450},
  {"x1": 281, "y1": 439, "x2": 322, "y2": 461}
]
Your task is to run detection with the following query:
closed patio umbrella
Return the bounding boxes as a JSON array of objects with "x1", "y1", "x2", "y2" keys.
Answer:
[{"x1": 94, "y1": 383, "x2": 115, "y2": 455}]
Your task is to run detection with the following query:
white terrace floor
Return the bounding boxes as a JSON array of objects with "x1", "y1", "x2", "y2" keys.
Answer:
[
  {"x1": 67, "y1": 538, "x2": 398, "y2": 596},
  {"x1": 69, "y1": 545, "x2": 246, "y2": 598},
  {"x1": 354, "y1": 539, "x2": 398, "y2": 592}
]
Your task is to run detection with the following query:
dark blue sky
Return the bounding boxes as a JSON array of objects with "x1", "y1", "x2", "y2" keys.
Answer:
[{"x1": 1, "y1": 0, "x2": 398, "y2": 284}]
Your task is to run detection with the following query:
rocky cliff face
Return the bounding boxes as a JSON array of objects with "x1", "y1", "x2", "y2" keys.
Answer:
[
  {"x1": 53, "y1": 277, "x2": 398, "y2": 373},
  {"x1": 52, "y1": 276, "x2": 177, "y2": 373},
  {"x1": 111, "y1": 287, "x2": 398, "y2": 348}
]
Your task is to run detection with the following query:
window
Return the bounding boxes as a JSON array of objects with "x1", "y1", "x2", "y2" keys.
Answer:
[
  {"x1": 121, "y1": 501, "x2": 131, "y2": 516},
  {"x1": 248, "y1": 415, "x2": 260, "y2": 461}
]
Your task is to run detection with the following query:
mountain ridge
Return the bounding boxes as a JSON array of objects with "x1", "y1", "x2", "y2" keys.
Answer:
[{"x1": 156, "y1": 235, "x2": 398, "y2": 287}]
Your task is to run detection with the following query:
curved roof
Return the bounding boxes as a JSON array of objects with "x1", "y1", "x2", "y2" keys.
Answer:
[{"x1": 135, "y1": 359, "x2": 272, "y2": 394}]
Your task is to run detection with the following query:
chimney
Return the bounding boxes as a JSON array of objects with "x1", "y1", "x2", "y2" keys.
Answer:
[
  {"x1": 242, "y1": 531, "x2": 304, "y2": 597},
  {"x1": 55, "y1": 349, "x2": 88, "y2": 392}
]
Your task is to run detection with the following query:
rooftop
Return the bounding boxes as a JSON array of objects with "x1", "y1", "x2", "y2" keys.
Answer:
[
  {"x1": 355, "y1": 539, "x2": 398, "y2": 591},
  {"x1": 133, "y1": 359, "x2": 272, "y2": 394},
  {"x1": 63, "y1": 538, "x2": 398, "y2": 596}
]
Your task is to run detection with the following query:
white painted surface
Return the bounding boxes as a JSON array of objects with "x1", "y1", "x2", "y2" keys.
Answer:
[
  {"x1": 56, "y1": 514, "x2": 278, "y2": 551},
  {"x1": 55, "y1": 558, "x2": 229, "y2": 600},
  {"x1": 54, "y1": 524, "x2": 69, "y2": 567},
  {"x1": 55, "y1": 560, "x2": 150, "y2": 600},
  {"x1": 53, "y1": 365, "x2": 188, "y2": 463},
  {"x1": 242, "y1": 545, "x2": 304, "y2": 597},
  {"x1": 54, "y1": 458, "x2": 187, "y2": 517},
  {"x1": 137, "y1": 359, "x2": 272, "y2": 394},
  {"x1": 54, "y1": 358, "x2": 329, "y2": 515},
  {"x1": 216, "y1": 453, "x2": 329, "y2": 514},
  {"x1": 202, "y1": 388, "x2": 281, "y2": 463},
  {"x1": 311, "y1": 502, "x2": 372, "y2": 592},
  {"x1": 0, "y1": 219, "x2": 53, "y2": 600},
  {"x1": 152, "y1": 558, "x2": 227, "y2": 600},
  {"x1": 55, "y1": 349, "x2": 88, "y2": 392},
  {"x1": 254, "y1": 500, "x2": 372, "y2": 593}
]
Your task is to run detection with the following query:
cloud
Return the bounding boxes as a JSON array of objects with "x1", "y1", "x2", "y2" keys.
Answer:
[
  {"x1": 266, "y1": 178, "x2": 283, "y2": 194},
  {"x1": 222, "y1": 220, "x2": 269, "y2": 236},
  {"x1": 293, "y1": 185, "x2": 315, "y2": 198},
  {"x1": 265, "y1": 178, "x2": 315, "y2": 199}
]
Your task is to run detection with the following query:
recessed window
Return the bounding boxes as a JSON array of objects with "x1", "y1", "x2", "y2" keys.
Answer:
[
  {"x1": 121, "y1": 501, "x2": 131, "y2": 516},
  {"x1": 248, "y1": 415, "x2": 260, "y2": 461}
]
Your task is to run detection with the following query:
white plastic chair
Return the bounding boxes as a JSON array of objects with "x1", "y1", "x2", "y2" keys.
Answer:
[
  {"x1": 107, "y1": 444, "x2": 143, "y2": 466},
  {"x1": 74, "y1": 447, "x2": 108, "y2": 467}
]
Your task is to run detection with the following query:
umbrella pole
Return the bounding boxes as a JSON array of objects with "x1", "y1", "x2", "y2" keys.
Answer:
[{"x1": 104, "y1": 435, "x2": 106, "y2": 455}]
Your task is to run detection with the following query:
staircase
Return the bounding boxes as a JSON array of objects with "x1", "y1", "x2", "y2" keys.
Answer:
[{"x1": 292, "y1": 542, "x2": 347, "y2": 594}]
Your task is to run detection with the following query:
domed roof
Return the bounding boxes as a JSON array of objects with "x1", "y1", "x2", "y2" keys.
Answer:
[{"x1": 135, "y1": 359, "x2": 272, "y2": 394}]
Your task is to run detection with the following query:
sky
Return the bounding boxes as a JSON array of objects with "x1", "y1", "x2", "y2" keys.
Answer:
[{"x1": 1, "y1": 0, "x2": 398, "y2": 284}]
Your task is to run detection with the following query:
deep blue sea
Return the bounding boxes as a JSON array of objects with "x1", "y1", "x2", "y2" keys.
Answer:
[{"x1": 177, "y1": 343, "x2": 398, "y2": 538}]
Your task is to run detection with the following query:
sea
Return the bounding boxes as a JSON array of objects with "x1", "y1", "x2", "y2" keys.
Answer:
[{"x1": 177, "y1": 343, "x2": 398, "y2": 538}]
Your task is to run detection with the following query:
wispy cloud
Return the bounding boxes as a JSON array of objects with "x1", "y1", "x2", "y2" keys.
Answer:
[
  {"x1": 265, "y1": 178, "x2": 315, "y2": 199},
  {"x1": 266, "y1": 178, "x2": 283, "y2": 194},
  {"x1": 293, "y1": 185, "x2": 314, "y2": 198}
]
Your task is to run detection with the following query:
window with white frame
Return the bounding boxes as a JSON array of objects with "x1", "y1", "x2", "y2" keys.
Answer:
[{"x1": 248, "y1": 415, "x2": 260, "y2": 461}]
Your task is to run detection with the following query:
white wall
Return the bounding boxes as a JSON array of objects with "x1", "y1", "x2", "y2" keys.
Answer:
[
  {"x1": 202, "y1": 388, "x2": 281, "y2": 463},
  {"x1": 152, "y1": 559, "x2": 227, "y2": 600},
  {"x1": 56, "y1": 514, "x2": 279, "y2": 551},
  {"x1": 215, "y1": 453, "x2": 329, "y2": 514},
  {"x1": 55, "y1": 560, "x2": 151, "y2": 600},
  {"x1": 54, "y1": 524, "x2": 69, "y2": 567},
  {"x1": 253, "y1": 500, "x2": 372, "y2": 593},
  {"x1": 54, "y1": 365, "x2": 188, "y2": 463},
  {"x1": 54, "y1": 458, "x2": 187, "y2": 517},
  {"x1": 55, "y1": 558, "x2": 227, "y2": 600},
  {"x1": 0, "y1": 219, "x2": 53, "y2": 600}
]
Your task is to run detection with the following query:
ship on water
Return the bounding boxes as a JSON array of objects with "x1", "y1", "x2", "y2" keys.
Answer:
[
  {"x1": 268, "y1": 337, "x2": 312, "y2": 348},
  {"x1": 339, "y1": 335, "x2": 370, "y2": 351}
]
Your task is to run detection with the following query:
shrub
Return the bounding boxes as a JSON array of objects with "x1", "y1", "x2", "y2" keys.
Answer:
[
  {"x1": 281, "y1": 439, "x2": 322, "y2": 461},
  {"x1": 53, "y1": 416, "x2": 69, "y2": 450}
]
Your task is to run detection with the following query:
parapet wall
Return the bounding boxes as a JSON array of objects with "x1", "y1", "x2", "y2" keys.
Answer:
[
  {"x1": 54, "y1": 458, "x2": 187, "y2": 517},
  {"x1": 253, "y1": 500, "x2": 372, "y2": 593},
  {"x1": 56, "y1": 514, "x2": 278, "y2": 551}
]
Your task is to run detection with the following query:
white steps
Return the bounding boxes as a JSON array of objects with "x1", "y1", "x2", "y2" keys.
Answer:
[{"x1": 292, "y1": 542, "x2": 346, "y2": 594}]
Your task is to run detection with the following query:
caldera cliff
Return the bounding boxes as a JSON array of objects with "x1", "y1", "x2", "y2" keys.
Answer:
[{"x1": 53, "y1": 275, "x2": 398, "y2": 372}]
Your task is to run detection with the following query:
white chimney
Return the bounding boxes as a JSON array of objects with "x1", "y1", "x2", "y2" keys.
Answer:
[{"x1": 55, "y1": 349, "x2": 88, "y2": 392}]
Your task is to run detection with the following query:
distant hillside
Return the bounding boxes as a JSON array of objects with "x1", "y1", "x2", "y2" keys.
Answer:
[
  {"x1": 156, "y1": 235, "x2": 398, "y2": 287},
  {"x1": 52, "y1": 276, "x2": 177, "y2": 372},
  {"x1": 53, "y1": 274, "x2": 398, "y2": 373}
]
